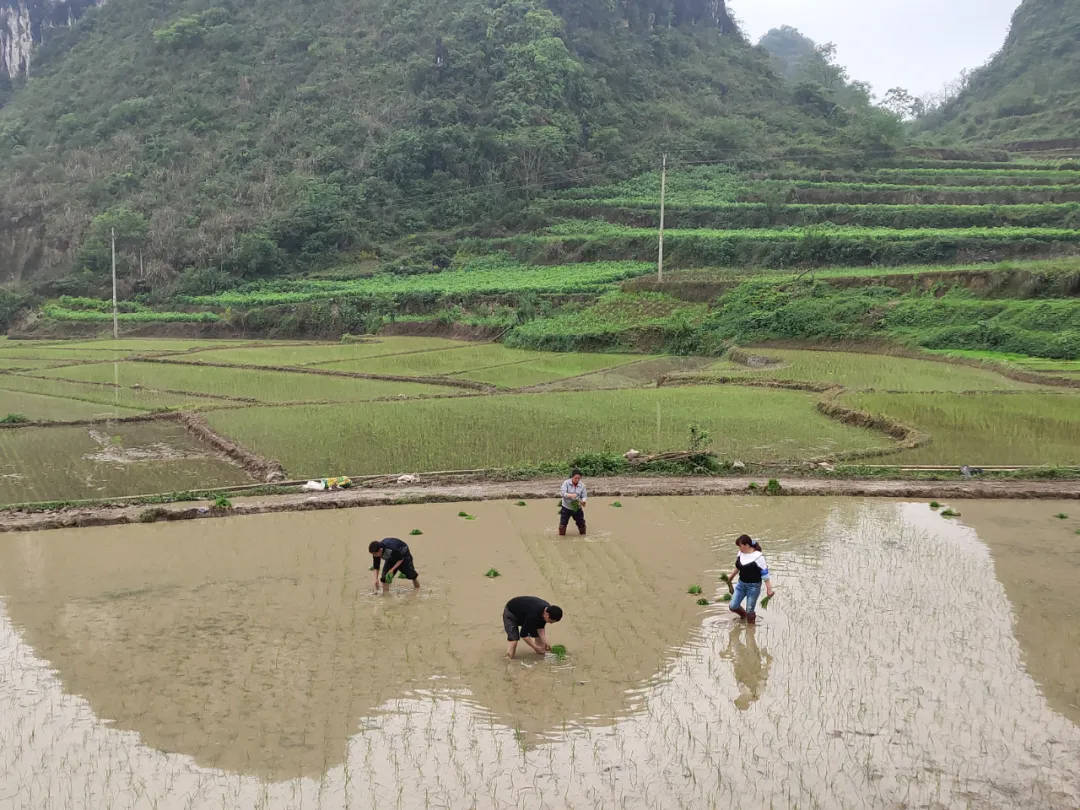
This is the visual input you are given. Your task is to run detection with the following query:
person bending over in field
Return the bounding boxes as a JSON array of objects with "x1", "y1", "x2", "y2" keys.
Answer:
[
  {"x1": 557, "y1": 468, "x2": 587, "y2": 536},
  {"x1": 503, "y1": 596, "x2": 562, "y2": 658},
  {"x1": 370, "y1": 537, "x2": 420, "y2": 592},
  {"x1": 726, "y1": 534, "x2": 774, "y2": 625}
]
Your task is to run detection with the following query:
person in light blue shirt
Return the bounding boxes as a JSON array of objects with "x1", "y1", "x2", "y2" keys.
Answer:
[{"x1": 558, "y1": 468, "x2": 587, "y2": 536}]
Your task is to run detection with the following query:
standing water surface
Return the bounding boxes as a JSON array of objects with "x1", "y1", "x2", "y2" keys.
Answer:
[{"x1": 0, "y1": 497, "x2": 1077, "y2": 808}]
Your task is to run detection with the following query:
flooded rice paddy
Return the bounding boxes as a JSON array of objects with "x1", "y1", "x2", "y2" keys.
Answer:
[{"x1": 0, "y1": 497, "x2": 1077, "y2": 809}]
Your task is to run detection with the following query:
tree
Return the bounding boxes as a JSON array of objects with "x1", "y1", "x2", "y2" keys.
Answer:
[
  {"x1": 881, "y1": 87, "x2": 921, "y2": 120},
  {"x1": 77, "y1": 207, "x2": 149, "y2": 276}
]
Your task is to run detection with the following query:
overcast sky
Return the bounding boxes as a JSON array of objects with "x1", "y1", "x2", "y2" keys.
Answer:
[{"x1": 730, "y1": 0, "x2": 1022, "y2": 99}]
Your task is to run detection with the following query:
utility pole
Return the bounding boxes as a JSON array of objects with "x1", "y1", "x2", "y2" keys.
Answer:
[
  {"x1": 111, "y1": 227, "x2": 119, "y2": 339},
  {"x1": 657, "y1": 153, "x2": 667, "y2": 282}
]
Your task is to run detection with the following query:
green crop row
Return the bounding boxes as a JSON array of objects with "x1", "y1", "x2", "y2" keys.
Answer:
[
  {"x1": 540, "y1": 222, "x2": 1080, "y2": 242},
  {"x1": 548, "y1": 201, "x2": 1080, "y2": 230},
  {"x1": 43, "y1": 306, "x2": 220, "y2": 323},
  {"x1": 771, "y1": 168, "x2": 1080, "y2": 186},
  {"x1": 773, "y1": 180, "x2": 1080, "y2": 196},
  {"x1": 545, "y1": 201, "x2": 1080, "y2": 230},
  {"x1": 181, "y1": 257, "x2": 652, "y2": 308}
]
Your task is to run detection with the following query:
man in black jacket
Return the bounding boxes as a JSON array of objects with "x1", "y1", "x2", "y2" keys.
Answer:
[
  {"x1": 503, "y1": 595, "x2": 562, "y2": 658},
  {"x1": 369, "y1": 538, "x2": 420, "y2": 592}
]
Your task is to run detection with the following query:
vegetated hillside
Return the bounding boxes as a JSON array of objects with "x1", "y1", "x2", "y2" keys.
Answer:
[
  {"x1": 918, "y1": 0, "x2": 1080, "y2": 146},
  {"x1": 0, "y1": 0, "x2": 902, "y2": 295}
]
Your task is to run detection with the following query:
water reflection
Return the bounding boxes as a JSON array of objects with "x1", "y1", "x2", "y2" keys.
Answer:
[{"x1": 724, "y1": 624, "x2": 772, "y2": 711}]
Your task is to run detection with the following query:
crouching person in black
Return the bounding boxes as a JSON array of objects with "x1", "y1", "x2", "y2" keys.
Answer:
[
  {"x1": 369, "y1": 537, "x2": 420, "y2": 592},
  {"x1": 503, "y1": 595, "x2": 562, "y2": 659}
]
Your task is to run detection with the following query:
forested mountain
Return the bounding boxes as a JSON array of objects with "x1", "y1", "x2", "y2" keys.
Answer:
[
  {"x1": 918, "y1": 0, "x2": 1080, "y2": 145},
  {"x1": 757, "y1": 25, "x2": 879, "y2": 118},
  {"x1": 0, "y1": 0, "x2": 897, "y2": 294}
]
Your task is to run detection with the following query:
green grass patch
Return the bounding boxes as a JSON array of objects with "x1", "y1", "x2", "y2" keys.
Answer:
[
  {"x1": 0, "y1": 421, "x2": 252, "y2": 505},
  {"x1": 458, "y1": 352, "x2": 643, "y2": 388},
  {"x1": 0, "y1": 389, "x2": 144, "y2": 421},
  {"x1": 40, "y1": 361, "x2": 451, "y2": 403},
  {"x1": 203, "y1": 386, "x2": 891, "y2": 477},
  {"x1": 924, "y1": 349, "x2": 1080, "y2": 377},
  {"x1": 704, "y1": 348, "x2": 1043, "y2": 392},
  {"x1": 190, "y1": 337, "x2": 466, "y2": 367},
  {"x1": 0, "y1": 375, "x2": 209, "y2": 411},
  {"x1": 842, "y1": 391, "x2": 1080, "y2": 465}
]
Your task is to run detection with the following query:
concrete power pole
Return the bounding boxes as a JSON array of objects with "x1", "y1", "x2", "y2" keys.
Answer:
[
  {"x1": 657, "y1": 153, "x2": 667, "y2": 282},
  {"x1": 111, "y1": 227, "x2": 119, "y2": 339}
]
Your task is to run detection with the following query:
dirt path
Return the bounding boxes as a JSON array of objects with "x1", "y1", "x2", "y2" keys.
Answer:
[{"x1": 2, "y1": 475, "x2": 1077, "y2": 533}]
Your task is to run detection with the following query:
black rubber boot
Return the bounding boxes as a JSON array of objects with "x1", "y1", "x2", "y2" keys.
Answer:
[
  {"x1": 558, "y1": 525, "x2": 566, "y2": 536},
  {"x1": 746, "y1": 611, "x2": 757, "y2": 625},
  {"x1": 730, "y1": 606, "x2": 747, "y2": 619}
]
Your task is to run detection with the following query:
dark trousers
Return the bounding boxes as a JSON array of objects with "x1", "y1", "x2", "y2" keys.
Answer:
[{"x1": 559, "y1": 506, "x2": 586, "y2": 534}]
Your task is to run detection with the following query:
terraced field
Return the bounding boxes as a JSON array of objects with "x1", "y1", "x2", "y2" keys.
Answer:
[{"x1": 6, "y1": 157, "x2": 1080, "y2": 503}]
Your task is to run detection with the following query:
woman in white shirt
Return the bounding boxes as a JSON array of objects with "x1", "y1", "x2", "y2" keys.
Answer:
[{"x1": 726, "y1": 534, "x2": 775, "y2": 625}]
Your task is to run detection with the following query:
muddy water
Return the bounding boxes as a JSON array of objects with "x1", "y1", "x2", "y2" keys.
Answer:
[{"x1": 0, "y1": 498, "x2": 1077, "y2": 809}]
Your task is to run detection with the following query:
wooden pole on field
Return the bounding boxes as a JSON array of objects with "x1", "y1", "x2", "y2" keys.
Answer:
[
  {"x1": 657, "y1": 153, "x2": 667, "y2": 282},
  {"x1": 111, "y1": 227, "x2": 119, "y2": 339}
]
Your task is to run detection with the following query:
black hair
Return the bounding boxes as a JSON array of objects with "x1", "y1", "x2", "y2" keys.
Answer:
[
  {"x1": 546, "y1": 605, "x2": 563, "y2": 621},
  {"x1": 571, "y1": 468, "x2": 582, "y2": 477},
  {"x1": 368, "y1": 541, "x2": 382, "y2": 554},
  {"x1": 736, "y1": 534, "x2": 762, "y2": 551}
]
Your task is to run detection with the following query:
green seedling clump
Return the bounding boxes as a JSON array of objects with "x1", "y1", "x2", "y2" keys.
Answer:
[
  {"x1": 1054, "y1": 513, "x2": 1068, "y2": 519},
  {"x1": 688, "y1": 585, "x2": 703, "y2": 595},
  {"x1": 696, "y1": 598, "x2": 710, "y2": 606},
  {"x1": 212, "y1": 495, "x2": 232, "y2": 509},
  {"x1": 550, "y1": 644, "x2": 568, "y2": 659},
  {"x1": 410, "y1": 529, "x2": 423, "y2": 535},
  {"x1": 484, "y1": 568, "x2": 500, "y2": 578},
  {"x1": 720, "y1": 573, "x2": 730, "y2": 583},
  {"x1": 929, "y1": 501, "x2": 941, "y2": 509},
  {"x1": 719, "y1": 593, "x2": 732, "y2": 602},
  {"x1": 760, "y1": 594, "x2": 773, "y2": 609},
  {"x1": 457, "y1": 511, "x2": 470, "y2": 517},
  {"x1": 1, "y1": 413, "x2": 30, "y2": 424},
  {"x1": 941, "y1": 508, "x2": 961, "y2": 518},
  {"x1": 765, "y1": 478, "x2": 782, "y2": 496},
  {"x1": 748, "y1": 482, "x2": 758, "y2": 490},
  {"x1": 611, "y1": 501, "x2": 622, "y2": 508},
  {"x1": 515, "y1": 501, "x2": 527, "y2": 506}
]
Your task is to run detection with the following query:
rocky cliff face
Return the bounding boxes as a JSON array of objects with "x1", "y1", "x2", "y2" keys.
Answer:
[{"x1": 1, "y1": 0, "x2": 100, "y2": 77}]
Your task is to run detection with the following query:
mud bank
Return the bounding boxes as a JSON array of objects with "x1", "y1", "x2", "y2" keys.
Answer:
[{"x1": 2, "y1": 475, "x2": 1077, "y2": 533}]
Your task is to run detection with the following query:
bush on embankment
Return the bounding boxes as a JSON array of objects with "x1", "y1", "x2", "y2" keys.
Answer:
[
  {"x1": 697, "y1": 281, "x2": 1080, "y2": 359},
  {"x1": 504, "y1": 292, "x2": 709, "y2": 353},
  {"x1": 490, "y1": 225, "x2": 1080, "y2": 269},
  {"x1": 507, "y1": 282, "x2": 1080, "y2": 359}
]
